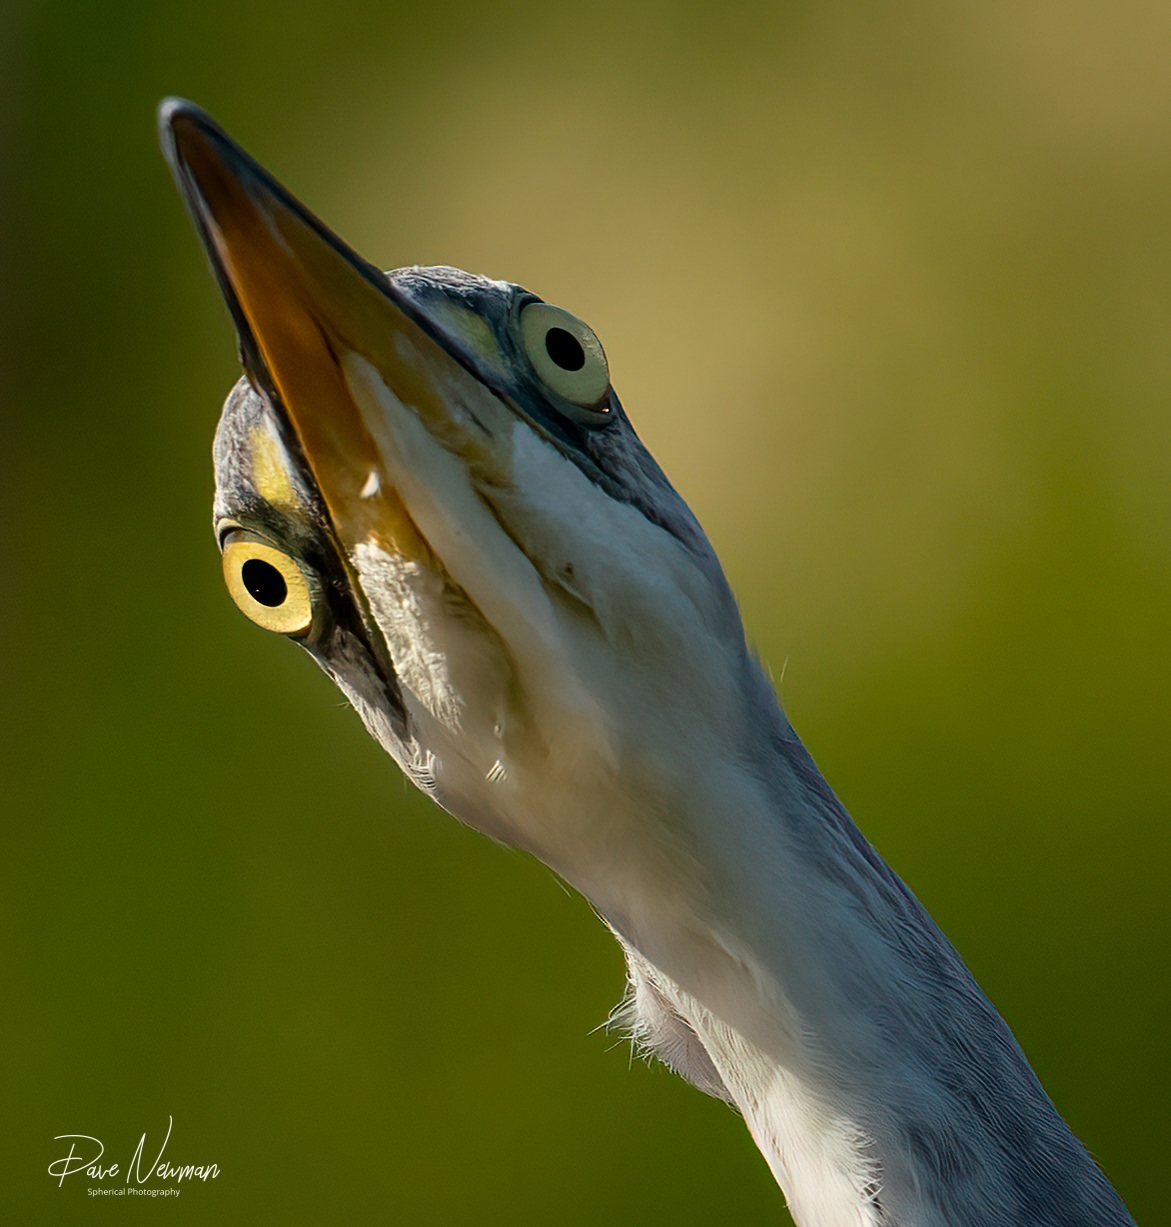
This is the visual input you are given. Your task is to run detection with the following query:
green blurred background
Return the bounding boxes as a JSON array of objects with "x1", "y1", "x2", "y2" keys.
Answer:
[{"x1": 4, "y1": 2, "x2": 1167, "y2": 1222}]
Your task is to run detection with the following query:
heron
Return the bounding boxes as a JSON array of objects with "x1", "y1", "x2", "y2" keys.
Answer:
[{"x1": 159, "y1": 99, "x2": 1134, "y2": 1226}]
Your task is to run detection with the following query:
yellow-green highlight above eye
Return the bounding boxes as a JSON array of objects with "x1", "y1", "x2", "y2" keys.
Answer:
[
  {"x1": 248, "y1": 421, "x2": 302, "y2": 511},
  {"x1": 424, "y1": 298, "x2": 505, "y2": 370}
]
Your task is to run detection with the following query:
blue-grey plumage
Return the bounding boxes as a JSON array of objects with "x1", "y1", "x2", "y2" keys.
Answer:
[{"x1": 161, "y1": 99, "x2": 1135, "y2": 1226}]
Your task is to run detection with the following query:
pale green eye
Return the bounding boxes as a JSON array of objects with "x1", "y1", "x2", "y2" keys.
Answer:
[{"x1": 519, "y1": 302, "x2": 611, "y2": 418}]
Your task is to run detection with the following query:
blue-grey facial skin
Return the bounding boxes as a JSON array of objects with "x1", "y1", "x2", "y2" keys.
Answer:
[
  {"x1": 211, "y1": 265, "x2": 739, "y2": 748},
  {"x1": 386, "y1": 267, "x2": 714, "y2": 557}
]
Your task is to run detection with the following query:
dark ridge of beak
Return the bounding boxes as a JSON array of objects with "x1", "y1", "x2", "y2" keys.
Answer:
[
  {"x1": 160, "y1": 99, "x2": 282, "y2": 392},
  {"x1": 158, "y1": 97, "x2": 384, "y2": 396},
  {"x1": 158, "y1": 97, "x2": 426, "y2": 736},
  {"x1": 156, "y1": 98, "x2": 492, "y2": 399}
]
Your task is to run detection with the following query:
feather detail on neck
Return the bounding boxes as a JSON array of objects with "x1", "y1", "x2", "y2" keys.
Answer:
[{"x1": 603, "y1": 701, "x2": 1135, "y2": 1227}]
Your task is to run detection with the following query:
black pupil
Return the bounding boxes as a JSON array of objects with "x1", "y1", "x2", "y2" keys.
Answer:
[
  {"x1": 241, "y1": 558, "x2": 288, "y2": 607},
  {"x1": 544, "y1": 327, "x2": 585, "y2": 372}
]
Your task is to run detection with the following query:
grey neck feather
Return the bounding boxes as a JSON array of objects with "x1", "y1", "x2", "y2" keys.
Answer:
[{"x1": 612, "y1": 670, "x2": 1133, "y2": 1227}]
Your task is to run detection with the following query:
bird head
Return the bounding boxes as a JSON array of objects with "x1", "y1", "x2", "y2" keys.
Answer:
[{"x1": 160, "y1": 100, "x2": 758, "y2": 903}]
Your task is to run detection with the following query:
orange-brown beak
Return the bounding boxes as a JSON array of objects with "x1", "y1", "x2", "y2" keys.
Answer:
[{"x1": 158, "y1": 97, "x2": 506, "y2": 560}]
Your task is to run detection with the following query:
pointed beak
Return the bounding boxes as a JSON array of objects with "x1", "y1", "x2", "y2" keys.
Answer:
[{"x1": 157, "y1": 97, "x2": 496, "y2": 556}]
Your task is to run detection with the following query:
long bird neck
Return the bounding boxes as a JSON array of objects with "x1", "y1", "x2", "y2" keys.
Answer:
[{"x1": 603, "y1": 674, "x2": 1133, "y2": 1227}]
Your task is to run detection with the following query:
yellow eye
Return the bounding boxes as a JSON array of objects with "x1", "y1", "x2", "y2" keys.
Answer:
[
  {"x1": 221, "y1": 533, "x2": 316, "y2": 636},
  {"x1": 519, "y1": 302, "x2": 610, "y2": 416}
]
